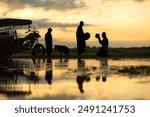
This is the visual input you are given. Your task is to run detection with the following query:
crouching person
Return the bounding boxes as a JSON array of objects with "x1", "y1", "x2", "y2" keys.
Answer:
[{"x1": 96, "y1": 32, "x2": 109, "y2": 57}]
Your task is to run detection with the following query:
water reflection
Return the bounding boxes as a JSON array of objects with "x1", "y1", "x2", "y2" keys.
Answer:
[
  {"x1": 45, "y1": 59, "x2": 53, "y2": 85},
  {"x1": 76, "y1": 59, "x2": 90, "y2": 93},
  {"x1": 23, "y1": 58, "x2": 45, "y2": 84},
  {"x1": 0, "y1": 58, "x2": 150, "y2": 99},
  {"x1": 55, "y1": 58, "x2": 69, "y2": 69},
  {"x1": 0, "y1": 58, "x2": 31, "y2": 97},
  {"x1": 96, "y1": 58, "x2": 109, "y2": 82}
]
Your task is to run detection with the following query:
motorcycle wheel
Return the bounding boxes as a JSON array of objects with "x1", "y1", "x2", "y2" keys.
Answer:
[{"x1": 32, "y1": 44, "x2": 45, "y2": 57}]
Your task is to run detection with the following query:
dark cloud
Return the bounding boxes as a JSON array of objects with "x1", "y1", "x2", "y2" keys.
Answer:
[
  {"x1": 100, "y1": 0, "x2": 146, "y2": 4},
  {"x1": 33, "y1": 19, "x2": 95, "y2": 28},
  {"x1": 2, "y1": 0, "x2": 85, "y2": 11},
  {"x1": 34, "y1": 19, "x2": 77, "y2": 28},
  {"x1": 134, "y1": 0, "x2": 146, "y2": 2}
]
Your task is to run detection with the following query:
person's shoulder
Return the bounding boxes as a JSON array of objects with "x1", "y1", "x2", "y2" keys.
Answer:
[
  {"x1": 77, "y1": 25, "x2": 81, "y2": 29},
  {"x1": 45, "y1": 32, "x2": 48, "y2": 37},
  {"x1": 45, "y1": 32, "x2": 49, "y2": 35},
  {"x1": 78, "y1": 25, "x2": 82, "y2": 28}
]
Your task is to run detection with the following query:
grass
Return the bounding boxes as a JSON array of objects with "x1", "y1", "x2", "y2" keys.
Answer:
[
  {"x1": 13, "y1": 50, "x2": 32, "y2": 58},
  {"x1": 12, "y1": 47, "x2": 150, "y2": 58}
]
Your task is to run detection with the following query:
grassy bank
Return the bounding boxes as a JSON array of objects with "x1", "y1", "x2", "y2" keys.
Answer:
[{"x1": 12, "y1": 47, "x2": 150, "y2": 58}]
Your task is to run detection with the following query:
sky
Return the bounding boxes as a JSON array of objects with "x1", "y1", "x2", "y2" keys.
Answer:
[{"x1": 0, "y1": 0, "x2": 150, "y2": 48}]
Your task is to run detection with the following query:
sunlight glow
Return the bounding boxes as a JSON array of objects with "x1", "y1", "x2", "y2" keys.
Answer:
[{"x1": 0, "y1": 0, "x2": 150, "y2": 47}]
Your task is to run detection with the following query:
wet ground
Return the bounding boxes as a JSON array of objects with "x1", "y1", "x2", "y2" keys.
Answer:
[{"x1": 0, "y1": 58, "x2": 150, "y2": 100}]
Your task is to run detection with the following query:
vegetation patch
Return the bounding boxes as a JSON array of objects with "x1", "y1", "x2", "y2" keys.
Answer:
[{"x1": 118, "y1": 66, "x2": 150, "y2": 75}]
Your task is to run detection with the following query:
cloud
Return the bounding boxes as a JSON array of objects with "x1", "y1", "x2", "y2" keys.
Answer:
[
  {"x1": 134, "y1": 0, "x2": 146, "y2": 2},
  {"x1": 34, "y1": 19, "x2": 77, "y2": 28},
  {"x1": 100, "y1": 0, "x2": 146, "y2": 4},
  {"x1": 33, "y1": 19, "x2": 95, "y2": 28},
  {"x1": 2, "y1": 0, "x2": 85, "y2": 11}
]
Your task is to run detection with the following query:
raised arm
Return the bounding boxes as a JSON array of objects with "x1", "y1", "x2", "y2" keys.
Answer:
[{"x1": 95, "y1": 34, "x2": 102, "y2": 44}]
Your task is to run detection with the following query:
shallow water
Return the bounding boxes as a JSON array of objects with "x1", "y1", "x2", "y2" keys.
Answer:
[{"x1": 0, "y1": 58, "x2": 150, "y2": 100}]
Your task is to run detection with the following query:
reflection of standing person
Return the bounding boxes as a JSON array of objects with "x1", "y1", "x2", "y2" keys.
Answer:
[
  {"x1": 96, "y1": 32, "x2": 109, "y2": 56},
  {"x1": 76, "y1": 59, "x2": 90, "y2": 93},
  {"x1": 45, "y1": 28, "x2": 53, "y2": 56},
  {"x1": 45, "y1": 59, "x2": 53, "y2": 85},
  {"x1": 76, "y1": 76, "x2": 85, "y2": 93},
  {"x1": 76, "y1": 21, "x2": 85, "y2": 56},
  {"x1": 76, "y1": 59, "x2": 85, "y2": 93}
]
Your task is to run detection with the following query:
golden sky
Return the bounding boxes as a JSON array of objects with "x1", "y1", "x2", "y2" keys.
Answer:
[{"x1": 0, "y1": 0, "x2": 150, "y2": 47}]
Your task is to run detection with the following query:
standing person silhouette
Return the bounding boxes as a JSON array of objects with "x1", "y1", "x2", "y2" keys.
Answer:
[
  {"x1": 45, "y1": 28, "x2": 53, "y2": 56},
  {"x1": 76, "y1": 21, "x2": 85, "y2": 56},
  {"x1": 96, "y1": 32, "x2": 109, "y2": 56}
]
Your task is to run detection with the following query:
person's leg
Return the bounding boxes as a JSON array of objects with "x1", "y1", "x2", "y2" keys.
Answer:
[{"x1": 97, "y1": 48, "x2": 101, "y2": 56}]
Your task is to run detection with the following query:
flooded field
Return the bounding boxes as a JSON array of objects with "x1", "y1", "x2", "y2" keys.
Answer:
[{"x1": 0, "y1": 58, "x2": 150, "y2": 100}]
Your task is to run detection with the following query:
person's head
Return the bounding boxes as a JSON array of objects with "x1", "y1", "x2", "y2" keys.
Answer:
[
  {"x1": 96, "y1": 76, "x2": 100, "y2": 81},
  {"x1": 102, "y1": 32, "x2": 106, "y2": 38},
  {"x1": 102, "y1": 76, "x2": 107, "y2": 82},
  {"x1": 79, "y1": 21, "x2": 84, "y2": 26},
  {"x1": 85, "y1": 76, "x2": 90, "y2": 82},
  {"x1": 48, "y1": 28, "x2": 52, "y2": 33}
]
